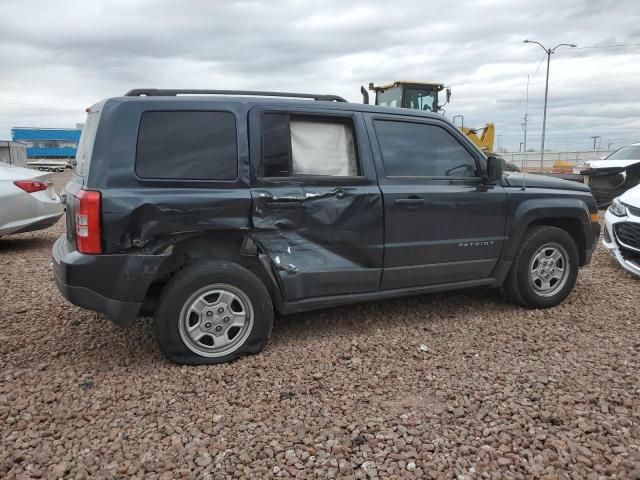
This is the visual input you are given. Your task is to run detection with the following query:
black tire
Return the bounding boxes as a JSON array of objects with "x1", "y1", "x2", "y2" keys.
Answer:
[
  {"x1": 154, "y1": 260, "x2": 273, "y2": 365},
  {"x1": 504, "y1": 226, "x2": 579, "y2": 308}
]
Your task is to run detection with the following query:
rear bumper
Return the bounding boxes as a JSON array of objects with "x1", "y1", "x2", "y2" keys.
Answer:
[
  {"x1": 9, "y1": 212, "x2": 63, "y2": 235},
  {"x1": 52, "y1": 235, "x2": 169, "y2": 326},
  {"x1": 0, "y1": 210, "x2": 63, "y2": 237}
]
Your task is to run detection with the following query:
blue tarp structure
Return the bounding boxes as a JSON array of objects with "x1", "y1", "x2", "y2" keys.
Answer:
[{"x1": 11, "y1": 128, "x2": 82, "y2": 158}]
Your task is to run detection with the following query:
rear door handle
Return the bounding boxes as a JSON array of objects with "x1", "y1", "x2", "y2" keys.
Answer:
[
  {"x1": 265, "y1": 199, "x2": 303, "y2": 209},
  {"x1": 394, "y1": 198, "x2": 426, "y2": 206}
]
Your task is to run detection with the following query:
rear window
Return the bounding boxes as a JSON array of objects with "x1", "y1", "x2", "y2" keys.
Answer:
[
  {"x1": 74, "y1": 110, "x2": 101, "y2": 178},
  {"x1": 136, "y1": 111, "x2": 237, "y2": 180}
]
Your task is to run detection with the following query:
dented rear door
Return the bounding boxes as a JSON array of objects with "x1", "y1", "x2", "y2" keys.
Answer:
[{"x1": 248, "y1": 106, "x2": 383, "y2": 302}]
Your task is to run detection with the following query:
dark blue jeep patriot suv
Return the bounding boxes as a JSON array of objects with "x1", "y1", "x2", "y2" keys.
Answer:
[{"x1": 53, "y1": 89, "x2": 600, "y2": 364}]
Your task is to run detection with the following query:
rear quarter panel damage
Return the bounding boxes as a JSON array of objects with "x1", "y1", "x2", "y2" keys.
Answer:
[{"x1": 101, "y1": 188, "x2": 253, "y2": 252}]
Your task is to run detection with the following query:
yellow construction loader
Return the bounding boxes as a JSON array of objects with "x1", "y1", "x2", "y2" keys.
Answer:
[{"x1": 361, "y1": 81, "x2": 496, "y2": 154}]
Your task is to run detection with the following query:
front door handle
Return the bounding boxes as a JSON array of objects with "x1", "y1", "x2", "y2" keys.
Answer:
[{"x1": 394, "y1": 198, "x2": 426, "y2": 206}]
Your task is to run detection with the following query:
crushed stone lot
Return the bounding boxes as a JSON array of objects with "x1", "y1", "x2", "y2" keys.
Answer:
[{"x1": 1, "y1": 172, "x2": 639, "y2": 479}]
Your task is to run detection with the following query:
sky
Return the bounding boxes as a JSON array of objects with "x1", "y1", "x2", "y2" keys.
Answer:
[{"x1": 1, "y1": 0, "x2": 639, "y2": 152}]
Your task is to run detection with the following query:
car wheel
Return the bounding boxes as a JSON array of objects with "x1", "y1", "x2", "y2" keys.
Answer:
[
  {"x1": 505, "y1": 226, "x2": 579, "y2": 308},
  {"x1": 154, "y1": 260, "x2": 273, "y2": 364}
]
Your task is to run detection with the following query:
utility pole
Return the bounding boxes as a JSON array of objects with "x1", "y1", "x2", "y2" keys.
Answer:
[
  {"x1": 497, "y1": 134, "x2": 503, "y2": 152},
  {"x1": 591, "y1": 135, "x2": 600, "y2": 150},
  {"x1": 519, "y1": 142, "x2": 523, "y2": 152},
  {"x1": 523, "y1": 75, "x2": 530, "y2": 172},
  {"x1": 523, "y1": 40, "x2": 577, "y2": 172}
]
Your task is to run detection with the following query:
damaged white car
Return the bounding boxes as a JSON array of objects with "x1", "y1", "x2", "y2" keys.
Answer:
[{"x1": 577, "y1": 143, "x2": 640, "y2": 207}]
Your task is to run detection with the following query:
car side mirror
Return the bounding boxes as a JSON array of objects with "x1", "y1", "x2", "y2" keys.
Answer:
[{"x1": 486, "y1": 155, "x2": 504, "y2": 182}]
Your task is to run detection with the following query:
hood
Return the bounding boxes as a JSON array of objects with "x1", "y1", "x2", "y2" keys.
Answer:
[
  {"x1": 502, "y1": 172, "x2": 590, "y2": 192},
  {"x1": 619, "y1": 183, "x2": 640, "y2": 207},
  {"x1": 584, "y1": 159, "x2": 640, "y2": 170}
]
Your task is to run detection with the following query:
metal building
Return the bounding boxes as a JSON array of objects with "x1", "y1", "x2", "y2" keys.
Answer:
[
  {"x1": 11, "y1": 127, "x2": 82, "y2": 159},
  {"x1": 0, "y1": 141, "x2": 28, "y2": 168}
]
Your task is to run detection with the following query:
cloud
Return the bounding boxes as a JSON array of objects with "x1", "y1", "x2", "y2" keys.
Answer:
[{"x1": 1, "y1": 0, "x2": 639, "y2": 151}]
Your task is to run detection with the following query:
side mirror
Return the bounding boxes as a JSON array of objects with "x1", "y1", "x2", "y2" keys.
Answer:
[
  {"x1": 446, "y1": 87, "x2": 451, "y2": 103},
  {"x1": 486, "y1": 155, "x2": 504, "y2": 182}
]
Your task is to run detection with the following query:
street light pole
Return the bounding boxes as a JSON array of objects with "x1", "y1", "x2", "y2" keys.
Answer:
[{"x1": 523, "y1": 40, "x2": 577, "y2": 172}]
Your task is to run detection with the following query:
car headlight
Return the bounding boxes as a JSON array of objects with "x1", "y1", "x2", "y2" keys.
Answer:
[{"x1": 609, "y1": 198, "x2": 627, "y2": 216}]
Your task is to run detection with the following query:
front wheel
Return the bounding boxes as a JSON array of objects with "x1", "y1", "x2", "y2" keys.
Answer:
[
  {"x1": 154, "y1": 261, "x2": 273, "y2": 364},
  {"x1": 504, "y1": 226, "x2": 579, "y2": 308}
]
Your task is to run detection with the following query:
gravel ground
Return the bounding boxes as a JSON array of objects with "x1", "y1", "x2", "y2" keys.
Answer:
[{"x1": 1, "y1": 171, "x2": 639, "y2": 479}]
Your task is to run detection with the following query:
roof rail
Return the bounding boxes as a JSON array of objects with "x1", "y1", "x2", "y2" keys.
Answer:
[{"x1": 124, "y1": 89, "x2": 348, "y2": 102}]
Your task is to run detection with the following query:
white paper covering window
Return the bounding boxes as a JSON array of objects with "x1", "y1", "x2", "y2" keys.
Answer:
[{"x1": 290, "y1": 120, "x2": 358, "y2": 176}]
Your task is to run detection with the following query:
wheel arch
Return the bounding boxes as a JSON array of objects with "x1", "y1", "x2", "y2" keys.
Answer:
[
  {"x1": 526, "y1": 217, "x2": 587, "y2": 265},
  {"x1": 505, "y1": 198, "x2": 592, "y2": 267},
  {"x1": 141, "y1": 232, "x2": 284, "y2": 316}
]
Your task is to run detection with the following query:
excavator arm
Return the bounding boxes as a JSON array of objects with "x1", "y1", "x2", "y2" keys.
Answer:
[{"x1": 461, "y1": 123, "x2": 495, "y2": 154}]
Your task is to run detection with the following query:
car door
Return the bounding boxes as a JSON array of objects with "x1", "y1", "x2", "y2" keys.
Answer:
[
  {"x1": 249, "y1": 106, "x2": 383, "y2": 303},
  {"x1": 365, "y1": 114, "x2": 507, "y2": 290}
]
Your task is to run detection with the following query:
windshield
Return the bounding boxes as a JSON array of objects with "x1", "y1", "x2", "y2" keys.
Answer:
[
  {"x1": 403, "y1": 88, "x2": 437, "y2": 111},
  {"x1": 606, "y1": 145, "x2": 640, "y2": 160},
  {"x1": 376, "y1": 87, "x2": 402, "y2": 107}
]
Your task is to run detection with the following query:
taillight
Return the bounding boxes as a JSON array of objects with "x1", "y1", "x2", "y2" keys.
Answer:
[
  {"x1": 14, "y1": 180, "x2": 50, "y2": 193},
  {"x1": 75, "y1": 189, "x2": 101, "y2": 254}
]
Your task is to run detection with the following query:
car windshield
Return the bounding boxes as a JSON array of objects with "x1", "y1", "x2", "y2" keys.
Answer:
[{"x1": 606, "y1": 145, "x2": 640, "y2": 160}]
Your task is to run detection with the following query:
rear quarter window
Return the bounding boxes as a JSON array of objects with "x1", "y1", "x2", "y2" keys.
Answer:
[
  {"x1": 74, "y1": 110, "x2": 101, "y2": 178},
  {"x1": 135, "y1": 111, "x2": 238, "y2": 181}
]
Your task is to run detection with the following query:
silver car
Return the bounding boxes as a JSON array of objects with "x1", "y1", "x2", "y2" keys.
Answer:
[{"x1": 0, "y1": 163, "x2": 63, "y2": 236}]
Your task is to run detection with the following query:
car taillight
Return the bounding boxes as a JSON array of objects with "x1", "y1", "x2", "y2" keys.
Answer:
[
  {"x1": 75, "y1": 189, "x2": 101, "y2": 254},
  {"x1": 13, "y1": 180, "x2": 50, "y2": 193}
]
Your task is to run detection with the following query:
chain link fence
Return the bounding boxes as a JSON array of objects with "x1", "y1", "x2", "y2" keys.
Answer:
[{"x1": 501, "y1": 150, "x2": 615, "y2": 171}]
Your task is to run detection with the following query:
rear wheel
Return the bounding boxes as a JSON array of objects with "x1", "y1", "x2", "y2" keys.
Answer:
[
  {"x1": 505, "y1": 226, "x2": 579, "y2": 308},
  {"x1": 154, "y1": 261, "x2": 273, "y2": 364}
]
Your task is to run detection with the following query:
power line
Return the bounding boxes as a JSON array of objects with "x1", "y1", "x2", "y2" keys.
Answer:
[
  {"x1": 573, "y1": 43, "x2": 640, "y2": 49},
  {"x1": 500, "y1": 54, "x2": 547, "y2": 133},
  {"x1": 529, "y1": 54, "x2": 546, "y2": 82}
]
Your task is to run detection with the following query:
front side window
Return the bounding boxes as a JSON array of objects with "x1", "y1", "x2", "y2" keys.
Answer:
[
  {"x1": 262, "y1": 114, "x2": 360, "y2": 178},
  {"x1": 374, "y1": 120, "x2": 478, "y2": 178},
  {"x1": 136, "y1": 111, "x2": 237, "y2": 180}
]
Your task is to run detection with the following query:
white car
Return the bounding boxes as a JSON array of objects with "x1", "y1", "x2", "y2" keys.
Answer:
[
  {"x1": 603, "y1": 184, "x2": 640, "y2": 276},
  {"x1": 0, "y1": 163, "x2": 64, "y2": 237}
]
